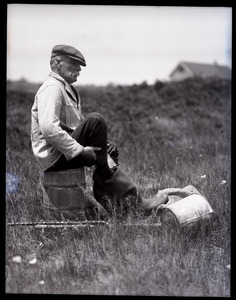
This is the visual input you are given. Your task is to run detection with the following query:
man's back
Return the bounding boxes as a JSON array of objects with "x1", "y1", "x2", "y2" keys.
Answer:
[{"x1": 31, "y1": 72, "x2": 84, "y2": 171}]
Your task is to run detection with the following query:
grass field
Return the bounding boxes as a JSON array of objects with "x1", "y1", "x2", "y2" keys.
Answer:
[{"x1": 6, "y1": 77, "x2": 231, "y2": 296}]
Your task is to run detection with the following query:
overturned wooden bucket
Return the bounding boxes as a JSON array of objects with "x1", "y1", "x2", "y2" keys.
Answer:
[
  {"x1": 41, "y1": 168, "x2": 87, "y2": 211},
  {"x1": 157, "y1": 194, "x2": 214, "y2": 228}
]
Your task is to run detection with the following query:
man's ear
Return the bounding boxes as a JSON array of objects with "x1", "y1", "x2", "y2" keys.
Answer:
[{"x1": 56, "y1": 58, "x2": 62, "y2": 69}]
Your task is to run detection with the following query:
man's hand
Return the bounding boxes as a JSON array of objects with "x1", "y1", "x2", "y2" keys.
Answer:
[
  {"x1": 107, "y1": 140, "x2": 119, "y2": 157},
  {"x1": 80, "y1": 146, "x2": 101, "y2": 161}
]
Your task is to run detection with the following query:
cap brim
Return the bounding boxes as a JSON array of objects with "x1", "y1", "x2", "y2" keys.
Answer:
[{"x1": 67, "y1": 55, "x2": 86, "y2": 66}]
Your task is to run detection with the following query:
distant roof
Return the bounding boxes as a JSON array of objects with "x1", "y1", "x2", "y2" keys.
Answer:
[{"x1": 170, "y1": 61, "x2": 231, "y2": 80}]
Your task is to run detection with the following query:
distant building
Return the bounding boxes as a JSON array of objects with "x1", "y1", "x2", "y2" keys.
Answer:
[{"x1": 169, "y1": 61, "x2": 231, "y2": 81}]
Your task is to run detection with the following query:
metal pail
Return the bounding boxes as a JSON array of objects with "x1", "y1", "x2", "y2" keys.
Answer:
[{"x1": 157, "y1": 194, "x2": 214, "y2": 227}]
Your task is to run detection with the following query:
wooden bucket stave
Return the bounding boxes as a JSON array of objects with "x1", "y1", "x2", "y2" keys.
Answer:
[{"x1": 41, "y1": 168, "x2": 87, "y2": 211}]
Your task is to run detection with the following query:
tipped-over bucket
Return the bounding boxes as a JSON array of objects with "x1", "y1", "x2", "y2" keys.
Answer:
[{"x1": 157, "y1": 194, "x2": 214, "y2": 227}]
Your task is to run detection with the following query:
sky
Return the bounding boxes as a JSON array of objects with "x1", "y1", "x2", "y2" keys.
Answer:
[{"x1": 7, "y1": 4, "x2": 232, "y2": 85}]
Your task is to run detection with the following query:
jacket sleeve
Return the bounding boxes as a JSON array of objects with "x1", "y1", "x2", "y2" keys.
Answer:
[{"x1": 37, "y1": 85, "x2": 84, "y2": 160}]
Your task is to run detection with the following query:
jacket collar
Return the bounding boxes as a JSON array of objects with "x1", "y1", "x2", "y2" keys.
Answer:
[{"x1": 49, "y1": 71, "x2": 78, "y2": 102}]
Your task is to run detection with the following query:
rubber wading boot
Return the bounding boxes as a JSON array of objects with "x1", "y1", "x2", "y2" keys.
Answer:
[{"x1": 93, "y1": 168, "x2": 136, "y2": 199}]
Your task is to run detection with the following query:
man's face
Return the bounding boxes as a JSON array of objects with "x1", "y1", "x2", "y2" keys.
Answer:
[{"x1": 58, "y1": 56, "x2": 82, "y2": 84}]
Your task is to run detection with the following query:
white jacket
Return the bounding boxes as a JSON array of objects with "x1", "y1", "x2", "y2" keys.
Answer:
[{"x1": 31, "y1": 72, "x2": 84, "y2": 171}]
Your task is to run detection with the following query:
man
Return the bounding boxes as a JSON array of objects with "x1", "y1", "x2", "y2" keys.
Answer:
[{"x1": 31, "y1": 44, "x2": 139, "y2": 216}]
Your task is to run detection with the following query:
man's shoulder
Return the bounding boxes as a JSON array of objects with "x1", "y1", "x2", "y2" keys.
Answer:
[{"x1": 36, "y1": 76, "x2": 65, "y2": 95}]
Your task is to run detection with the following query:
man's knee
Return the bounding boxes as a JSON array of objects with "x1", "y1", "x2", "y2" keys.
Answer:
[
  {"x1": 86, "y1": 112, "x2": 106, "y2": 124},
  {"x1": 84, "y1": 112, "x2": 107, "y2": 132}
]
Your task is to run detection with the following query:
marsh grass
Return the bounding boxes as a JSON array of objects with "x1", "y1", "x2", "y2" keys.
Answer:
[{"x1": 5, "y1": 78, "x2": 231, "y2": 296}]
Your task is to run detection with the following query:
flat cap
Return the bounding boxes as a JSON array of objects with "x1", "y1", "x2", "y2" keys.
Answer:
[{"x1": 51, "y1": 44, "x2": 86, "y2": 67}]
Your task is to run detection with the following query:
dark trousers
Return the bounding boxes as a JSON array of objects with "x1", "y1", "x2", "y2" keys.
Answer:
[{"x1": 47, "y1": 112, "x2": 110, "y2": 176}]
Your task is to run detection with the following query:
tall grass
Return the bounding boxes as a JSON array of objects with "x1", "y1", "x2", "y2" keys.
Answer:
[{"x1": 6, "y1": 78, "x2": 231, "y2": 296}]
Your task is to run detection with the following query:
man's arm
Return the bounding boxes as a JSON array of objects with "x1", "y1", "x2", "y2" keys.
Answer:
[{"x1": 37, "y1": 85, "x2": 84, "y2": 160}]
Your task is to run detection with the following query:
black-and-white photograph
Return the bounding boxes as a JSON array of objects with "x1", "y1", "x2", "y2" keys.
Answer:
[{"x1": 6, "y1": 4, "x2": 231, "y2": 296}]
